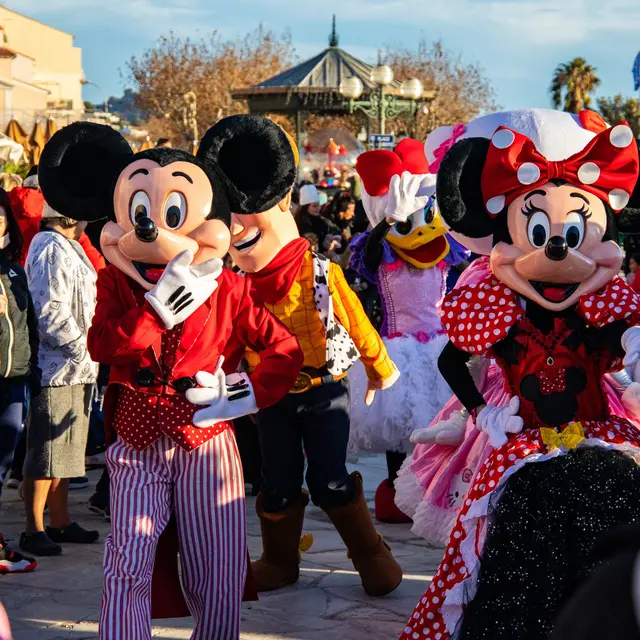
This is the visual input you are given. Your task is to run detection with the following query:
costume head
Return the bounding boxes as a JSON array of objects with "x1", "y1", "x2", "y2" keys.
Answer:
[
  {"x1": 38, "y1": 122, "x2": 232, "y2": 290},
  {"x1": 201, "y1": 114, "x2": 299, "y2": 274},
  {"x1": 357, "y1": 138, "x2": 449, "y2": 269},
  {"x1": 434, "y1": 108, "x2": 640, "y2": 311}
]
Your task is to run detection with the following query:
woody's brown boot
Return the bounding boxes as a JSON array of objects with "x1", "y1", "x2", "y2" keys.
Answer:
[
  {"x1": 251, "y1": 491, "x2": 310, "y2": 592},
  {"x1": 323, "y1": 472, "x2": 403, "y2": 597}
]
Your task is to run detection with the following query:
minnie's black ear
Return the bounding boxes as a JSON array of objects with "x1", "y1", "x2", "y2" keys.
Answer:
[
  {"x1": 39, "y1": 122, "x2": 133, "y2": 222},
  {"x1": 197, "y1": 114, "x2": 296, "y2": 214},
  {"x1": 436, "y1": 137, "x2": 495, "y2": 239},
  {"x1": 617, "y1": 141, "x2": 640, "y2": 233}
]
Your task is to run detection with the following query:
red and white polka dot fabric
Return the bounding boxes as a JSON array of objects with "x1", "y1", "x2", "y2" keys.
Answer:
[
  {"x1": 440, "y1": 275, "x2": 640, "y2": 356},
  {"x1": 439, "y1": 276, "x2": 524, "y2": 354},
  {"x1": 579, "y1": 277, "x2": 640, "y2": 326},
  {"x1": 112, "y1": 325, "x2": 231, "y2": 452},
  {"x1": 399, "y1": 418, "x2": 640, "y2": 640},
  {"x1": 480, "y1": 121, "x2": 639, "y2": 216}
]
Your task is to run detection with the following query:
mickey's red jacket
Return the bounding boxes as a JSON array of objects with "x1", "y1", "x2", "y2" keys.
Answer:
[
  {"x1": 87, "y1": 264, "x2": 303, "y2": 617},
  {"x1": 88, "y1": 264, "x2": 303, "y2": 447}
]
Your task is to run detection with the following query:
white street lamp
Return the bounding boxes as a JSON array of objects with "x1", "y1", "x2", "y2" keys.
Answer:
[
  {"x1": 401, "y1": 78, "x2": 424, "y2": 101},
  {"x1": 371, "y1": 64, "x2": 395, "y2": 87},
  {"x1": 339, "y1": 77, "x2": 364, "y2": 100}
]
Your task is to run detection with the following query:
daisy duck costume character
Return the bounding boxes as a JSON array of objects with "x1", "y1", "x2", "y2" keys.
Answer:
[
  {"x1": 395, "y1": 113, "x2": 640, "y2": 547},
  {"x1": 38, "y1": 121, "x2": 303, "y2": 640},
  {"x1": 400, "y1": 108, "x2": 640, "y2": 640},
  {"x1": 348, "y1": 138, "x2": 468, "y2": 523},
  {"x1": 204, "y1": 114, "x2": 403, "y2": 598}
]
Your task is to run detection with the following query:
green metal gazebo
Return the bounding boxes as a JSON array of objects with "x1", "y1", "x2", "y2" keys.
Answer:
[{"x1": 231, "y1": 18, "x2": 433, "y2": 144}]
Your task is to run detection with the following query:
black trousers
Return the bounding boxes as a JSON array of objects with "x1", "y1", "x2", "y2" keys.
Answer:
[{"x1": 256, "y1": 378, "x2": 354, "y2": 512}]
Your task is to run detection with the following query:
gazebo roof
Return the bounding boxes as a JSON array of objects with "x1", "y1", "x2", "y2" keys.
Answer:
[
  {"x1": 253, "y1": 44, "x2": 401, "y2": 93},
  {"x1": 231, "y1": 18, "x2": 403, "y2": 114}
]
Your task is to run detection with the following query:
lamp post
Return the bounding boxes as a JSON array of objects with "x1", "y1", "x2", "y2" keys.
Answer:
[
  {"x1": 339, "y1": 65, "x2": 434, "y2": 138},
  {"x1": 182, "y1": 91, "x2": 198, "y2": 153}
]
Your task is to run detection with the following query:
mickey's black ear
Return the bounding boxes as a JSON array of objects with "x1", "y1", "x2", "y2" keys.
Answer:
[
  {"x1": 617, "y1": 140, "x2": 640, "y2": 233},
  {"x1": 198, "y1": 114, "x2": 296, "y2": 214},
  {"x1": 39, "y1": 122, "x2": 133, "y2": 222},
  {"x1": 436, "y1": 137, "x2": 495, "y2": 239}
]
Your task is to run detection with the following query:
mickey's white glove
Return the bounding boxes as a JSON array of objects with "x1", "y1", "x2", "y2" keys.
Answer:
[
  {"x1": 410, "y1": 409, "x2": 468, "y2": 446},
  {"x1": 622, "y1": 326, "x2": 640, "y2": 383},
  {"x1": 186, "y1": 357, "x2": 258, "y2": 427},
  {"x1": 385, "y1": 171, "x2": 432, "y2": 223},
  {"x1": 476, "y1": 397, "x2": 523, "y2": 448},
  {"x1": 145, "y1": 250, "x2": 223, "y2": 330}
]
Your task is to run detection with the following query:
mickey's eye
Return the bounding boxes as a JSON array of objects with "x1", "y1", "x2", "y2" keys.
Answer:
[
  {"x1": 395, "y1": 218, "x2": 412, "y2": 235},
  {"x1": 164, "y1": 192, "x2": 187, "y2": 229},
  {"x1": 563, "y1": 212, "x2": 585, "y2": 249},
  {"x1": 130, "y1": 191, "x2": 151, "y2": 225},
  {"x1": 527, "y1": 211, "x2": 550, "y2": 248}
]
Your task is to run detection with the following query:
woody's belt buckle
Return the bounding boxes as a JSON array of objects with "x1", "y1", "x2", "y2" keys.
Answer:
[{"x1": 290, "y1": 372, "x2": 313, "y2": 394}]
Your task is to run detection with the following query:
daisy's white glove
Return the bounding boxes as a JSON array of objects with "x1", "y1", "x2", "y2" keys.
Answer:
[
  {"x1": 476, "y1": 397, "x2": 523, "y2": 449},
  {"x1": 186, "y1": 357, "x2": 258, "y2": 427},
  {"x1": 145, "y1": 250, "x2": 222, "y2": 330},
  {"x1": 385, "y1": 171, "x2": 432, "y2": 223},
  {"x1": 410, "y1": 409, "x2": 468, "y2": 446},
  {"x1": 622, "y1": 326, "x2": 640, "y2": 383}
]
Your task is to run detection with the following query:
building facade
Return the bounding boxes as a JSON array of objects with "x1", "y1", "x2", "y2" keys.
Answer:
[{"x1": 0, "y1": 7, "x2": 84, "y2": 130}]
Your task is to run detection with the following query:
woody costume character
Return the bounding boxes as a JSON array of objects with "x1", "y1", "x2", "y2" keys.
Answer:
[
  {"x1": 203, "y1": 114, "x2": 404, "y2": 597},
  {"x1": 400, "y1": 108, "x2": 640, "y2": 640},
  {"x1": 38, "y1": 121, "x2": 303, "y2": 640}
]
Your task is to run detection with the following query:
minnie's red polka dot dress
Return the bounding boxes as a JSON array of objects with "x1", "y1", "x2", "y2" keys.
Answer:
[
  {"x1": 399, "y1": 276, "x2": 640, "y2": 640},
  {"x1": 112, "y1": 325, "x2": 231, "y2": 452}
]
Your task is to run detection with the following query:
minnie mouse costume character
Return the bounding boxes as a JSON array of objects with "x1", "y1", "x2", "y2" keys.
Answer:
[
  {"x1": 400, "y1": 108, "x2": 640, "y2": 640},
  {"x1": 38, "y1": 121, "x2": 303, "y2": 640},
  {"x1": 348, "y1": 139, "x2": 468, "y2": 523},
  {"x1": 203, "y1": 114, "x2": 403, "y2": 598}
]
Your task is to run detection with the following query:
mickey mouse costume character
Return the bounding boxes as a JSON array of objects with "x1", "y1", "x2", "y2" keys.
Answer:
[
  {"x1": 203, "y1": 114, "x2": 403, "y2": 597},
  {"x1": 38, "y1": 121, "x2": 303, "y2": 640},
  {"x1": 400, "y1": 108, "x2": 640, "y2": 640},
  {"x1": 348, "y1": 138, "x2": 468, "y2": 523}
]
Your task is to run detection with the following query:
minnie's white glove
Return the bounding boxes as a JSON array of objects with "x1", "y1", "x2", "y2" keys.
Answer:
[
  {"x1": 385, "y1": 172, "x2": 432, "y2": 223},
  {"x1": 622, "y1": 326, "x2": 640, "y2": 383},
  {"x1": 410, "y1": 409, "x2": 468, "y2": 446},
  {"x1": 476, "y1": 397, "x2": 523, "y2": 448},
  {"x1": 145, "y1": 250, "x2": 223, "y2": 330},
  {"x1": 186, "y1": 357, "x2": 258, "y2": 427}
]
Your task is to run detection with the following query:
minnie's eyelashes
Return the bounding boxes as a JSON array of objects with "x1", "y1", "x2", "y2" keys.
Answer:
[
  {"x1": 521, "y1": 200, "x2": 592, "y2": 220},
  {"x1": 520, "y1": 200, "x2": 545, "y2": 217},
  {"x1": 572, "y1": 204, "x2": 592, "y2": 220}
]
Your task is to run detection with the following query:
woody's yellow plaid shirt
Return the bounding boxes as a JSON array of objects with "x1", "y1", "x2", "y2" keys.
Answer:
[{"x1": 246, "y1": 252, "x2": 395, "y2": 382}]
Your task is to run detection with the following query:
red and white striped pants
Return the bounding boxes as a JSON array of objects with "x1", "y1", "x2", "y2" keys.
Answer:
[{"x1": 99, "y1": 431, "x2": 247, "y2": 640}]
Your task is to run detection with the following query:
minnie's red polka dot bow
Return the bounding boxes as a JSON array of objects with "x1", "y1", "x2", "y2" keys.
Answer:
[{"x1": 481, "y1": 122, "x2": 639, "y2": 216}]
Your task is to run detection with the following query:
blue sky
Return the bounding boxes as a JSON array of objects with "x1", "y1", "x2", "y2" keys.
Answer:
[{"x1": 9, "y1": 0, "x2": 640, "y2": 112}]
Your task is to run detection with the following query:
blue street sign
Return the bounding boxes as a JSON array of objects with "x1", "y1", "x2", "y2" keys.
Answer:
[
  {"x1": 368, "y1": 134, "x2": 395, "y2": 150},
  {"x1": 634, "y1": 52, "x2": 640, "y2": 91}
]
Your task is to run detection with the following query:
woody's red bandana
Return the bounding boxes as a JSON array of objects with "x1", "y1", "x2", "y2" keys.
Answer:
[{"x1": 481, "y1": 123, "x2": 640, "y2": 215}]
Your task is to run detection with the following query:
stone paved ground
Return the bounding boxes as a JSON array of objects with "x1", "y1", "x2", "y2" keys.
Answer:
[{"x1": 0, "y1": 453, "x2": 444, "y2": 639}]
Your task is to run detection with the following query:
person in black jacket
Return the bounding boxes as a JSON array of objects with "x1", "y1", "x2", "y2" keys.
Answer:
[{"x1": 0, "y1": 187, "x2": 39, "y2": 573}]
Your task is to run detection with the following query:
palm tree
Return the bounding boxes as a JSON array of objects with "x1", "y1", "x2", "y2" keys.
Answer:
[{"x1": 550, "y1": 58, "x2": 601, "y2": 113}]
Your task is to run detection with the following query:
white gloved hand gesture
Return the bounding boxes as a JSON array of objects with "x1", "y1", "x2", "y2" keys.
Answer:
[
  {"x1": 410, "y1": 409, "x2": 468, "y2": 446},
  {"x1": 476, "y1": 396, "x2": 523, "y2": 448},
  {"x1": 145, "y1": 250, "x2": 223, "y2": 330},
  {"x1": 622, "y1": 326, "x2": 640, "y2": 383},
  {"x1": 385, "y1": 171, "x2": 432, "y2": 223},
  {"x1": 186, "y1": 356, "x2": 258, "y2": 427}
]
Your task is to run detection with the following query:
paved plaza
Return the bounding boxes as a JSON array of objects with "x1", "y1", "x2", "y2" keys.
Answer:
[{"x1": 0, "y1": 454, "x2": 444, "y2": 640}]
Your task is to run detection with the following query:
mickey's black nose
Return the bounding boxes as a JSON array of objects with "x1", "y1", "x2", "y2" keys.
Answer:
[
  {"x1": 545, "y1": 236, "x2": 568, "y2": 261},
  {"x1": 135, "y1": 217, "x2": 158, "y2": 243}
]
